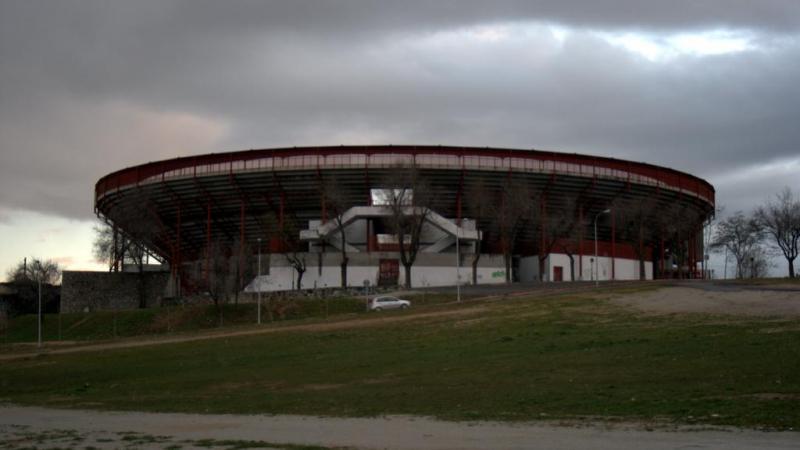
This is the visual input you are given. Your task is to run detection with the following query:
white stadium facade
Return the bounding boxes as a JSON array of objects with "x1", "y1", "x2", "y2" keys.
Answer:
[{"x1": 94, "y1": 145, "x2": 715, "y2": 294}]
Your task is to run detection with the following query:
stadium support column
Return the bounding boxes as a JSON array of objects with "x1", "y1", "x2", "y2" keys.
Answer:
[
  {"x1": 456, "y1": 168, "x2": 464, "y2": 226},
  {"x1": 660, "y1": 235, "x2": 665, "y2": 279},
  {"x1": 279, "y1": 192, "x2": 285, "y2": 231},
  {"x1": 321, "y1": 193, "x2": 327, "y2": 224},
  {"x1": 112, "y1": 225, "x2": 119, "y2": 272},
  {"x1": 456, "y1": 191, "x2": 462, "y2": 225},
  {"x1": 176, "y1": 204, "x2": 181, "y2": 298},
  {"x1": 578, "y1": 205, "x2": 583, "y2": 281},
  {"x1": 695, "y1": 229, "x2": 700, "y2": 278},
  {"x1": 690, "y1": 227, "x2": 698, "y2": 279},
  {"x1": 611, "y1": 210, "x2": 616, "y2": 281},
  {"x1": 240, "y1": 200, "x2": 245, "y2": 290},
  {"x1": 540, "y1": 195, "x2": 547, "y2": 282},
  {"x1": 205, "y1": 203, "x2": 211, "y2": 287},
  {"x1": 687, "y1": 231, "x2": 693, "y2": 279},
  {"x1": 366, "y1": 181, "x2": 372, "y2": 252},
  {"x1": 639, "y1": 231, "x2": 644, "y2": 281}
]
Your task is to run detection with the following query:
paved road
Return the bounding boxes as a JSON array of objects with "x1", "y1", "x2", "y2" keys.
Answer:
[{"x1": 1, "y1": 405, "x2": 798, "y2": 450}]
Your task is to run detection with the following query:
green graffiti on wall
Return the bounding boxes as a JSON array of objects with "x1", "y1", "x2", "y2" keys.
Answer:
[{"x1": 491, "y1": 270, "x2": 505, "y2": 278}]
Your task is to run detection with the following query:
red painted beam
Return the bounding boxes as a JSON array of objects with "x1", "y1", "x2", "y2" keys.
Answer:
[
  {"x1": 611, "y1": 210, "x2": 616, "y2": 281},
  {"x1": 578, "y1": 205, "x2": 583, "y2": 280},
  {"x1": 176, "y1": 204, "x2": 181, "y2": 279},
  {"x1": 240, "y1": 200, "x2": 245, "y2": 289},
  {"x1": 205, "y1": 203, "x2": 211, "y2": 288},
  {"x1": 95, "y1": 145, "x2": 715, "y2": 208}
]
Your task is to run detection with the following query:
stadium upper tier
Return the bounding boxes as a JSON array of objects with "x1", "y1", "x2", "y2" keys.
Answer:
[{"x1": 95, "y1": 145, "x2": 714, "y2": 263}]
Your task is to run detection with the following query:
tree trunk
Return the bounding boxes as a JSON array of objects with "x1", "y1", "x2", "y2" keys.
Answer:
[
  {"x1": 296, "y1": 269, "x2": 305, "y2": 290},
  {"x1": 788, "y1": 258, "x2": 795, "y2": 278},
  {"x1": 137, "y1": 270, "x2": 147, "y2": 309},
  {"x1": 538, "y1": 256, "x2": 546, "y2": 282},
  {"x1": 471, "y1": 252, "x2": 481, "y2": 285},
  {"x1": 340, "y1": 256, "x2": 348, "y2": 288},
  {"x1": 504, "y1": 252, "x2": 512, "y2": 283},
  {"x1": 639, "y1": 257, "x2": 646, "y2": 280},
  {"x1": 235, "y1": 260, "x2": 240, "y2": 305},
  {"x1": 340, "y1": 227, "x2": 348, "y2": 287},
  {"x1": 403, "y1": 263, "x2": 412, "y2": 288}
]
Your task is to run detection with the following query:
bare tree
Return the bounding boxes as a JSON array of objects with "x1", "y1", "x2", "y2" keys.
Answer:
[
  {"x1": 92, "y1": 224, "x2": 125, "y2": 272},
  {"x1": 657, "y1": 202, "x2": 704, "y2": 278},
  {"x1": 92, "y1": 221, "x2": 154, "y2": 308},
  {"x1": 701, "y1": 206, "x2": 723, "y2": 279},
  {"x1": 205, "y1": 239, "x2": 235, "y2": 307},
  {"x1": 741, "y1": 245, "x2": 773, "y2": 279},
  {"x1": 711, "y1": 211, "x2": 763, "y2": 279},
  {"x1": 755, "y1": 187, "x2": 800, "y2": 278},
  {"x1": 4, "y1": 258, "x2": 61, "y2": 316},
  {"x1": 465, "y1": 180, "x2": 492, "y2": 285},
  {"x1": 320, "y1": 176, "x2": 351, "y2": 287},
  {"x1": 231, "y1": 238, "x2": 254, "y2": 303},
  {"x1": 614, "y1": 197, "x2": 660, "y2": 280},
  {"x1": 263, "y1": 210, "x2": 307, "y2": 290},
  {"x1": 548, "y1": 197, "x2": 585, "y2": 282},
  {"x1": 202, "y1": 239, "x2": 239, "y2": 326},
  {"x1": 6, "y1": 258, "x2": 62, "y2": 285},
  {"x1": 538, "y1": 196, "x2": 580, "y2": 282},
  {"x1": 490, "y1": 177, "x2": 533, "y2": 283},
  {"x1": 285, "y1": 251, "x2": 307, "y2": 290},
  {"x1": 382, "y1": 164, "x2": 433, "y2": 288}
]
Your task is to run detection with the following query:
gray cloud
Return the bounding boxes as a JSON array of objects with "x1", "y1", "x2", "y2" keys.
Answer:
[{"x1": 1, "y1": 1, "x2": 799, "y2": 220}]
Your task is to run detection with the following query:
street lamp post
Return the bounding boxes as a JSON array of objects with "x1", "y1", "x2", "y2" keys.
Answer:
[
  {"x1": 35, "y1": 260, "x2": 42, "y2": 348},
  {"x1": 594, "y1": 209, "x2": 611, "y2": 287},
  {"x1": 456, "y1": 227, "x2": 461, "y2": 303},
  {"x1": 257, "y1": 238, "x2": 262, "y2": 325}
]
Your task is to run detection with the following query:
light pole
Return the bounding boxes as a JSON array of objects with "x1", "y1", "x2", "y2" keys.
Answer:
[
  {"x1": 257, "y1": 238, "x2": 262, "y2": 325},
  {"x1": 723, "y1": 246, "x2": 728, "y2": 279},
  {"x1": 594, "y1": 209, "x2": 611, "y2": 287},
  {"x1": 35, "y1": 260, "x2": 42, "y2": 348},
  {"x1": 455, "y1": 226, "x2": 461, "y2": 303}
]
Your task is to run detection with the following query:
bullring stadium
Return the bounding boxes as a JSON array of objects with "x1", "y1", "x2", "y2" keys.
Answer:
[{"x1": 92, "y1": 145, "x2": 715, "y2": 295}]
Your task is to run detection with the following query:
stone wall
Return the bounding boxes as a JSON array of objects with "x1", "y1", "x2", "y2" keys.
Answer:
[{"x1": 61, "y1": 271, "x2": 170, "y2": 312}]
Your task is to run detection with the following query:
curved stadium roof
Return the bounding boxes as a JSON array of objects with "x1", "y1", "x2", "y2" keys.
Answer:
[{"x1": 95, "y1": 145, "x2": 715, "y2": 263}]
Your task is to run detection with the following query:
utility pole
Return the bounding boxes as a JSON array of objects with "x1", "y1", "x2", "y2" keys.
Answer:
[
  {"x1": 35, "y1": 260, "x2": 42, "y2": 348},
  {"x1": 456, "y1": 226, "x2": 461, "y2": 303},
  {"x1": 723, "y1": 246, "x2": 728, "y2": 279},
  {"x1": 257, "y1": 238, "x2": 262, "y2": 325},
  {"x1": 594, "y1": 209, "x2": 610, "y2": 287}
]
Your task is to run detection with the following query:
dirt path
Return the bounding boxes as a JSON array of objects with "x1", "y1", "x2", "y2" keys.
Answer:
[
  {"x1": 8, "y1": 281, "x2": 794, "y2": 361},
  {"x1": 0, "y1": 304, "x2": 489, "y2": 362},
  {"x1": 611, "y1": 283, "x2": 800, "y2": 317},
  {"x1": 0, "y1": 281, "x2": 644, "y2": 362},
  {"x1": 1, "y1": 405, "x2": 798, "y2": 450}
]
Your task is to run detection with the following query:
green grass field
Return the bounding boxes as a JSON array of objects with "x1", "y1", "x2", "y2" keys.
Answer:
[
  {"x1": 1, "y1": 292, "x2": 458, "y2": 344},
  {"x1": 1, "y1": 286, "x2": 799, "y2": 429}
]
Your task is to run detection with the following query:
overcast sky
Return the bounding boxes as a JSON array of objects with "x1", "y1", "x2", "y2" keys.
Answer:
[{"x1": 1, "y1": 0, "x2": 798, "y2": 277}]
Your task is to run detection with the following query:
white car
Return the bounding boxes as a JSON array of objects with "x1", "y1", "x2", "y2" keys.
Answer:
[{"x1": 369, "y1": 296, "x2": 411, "y2": 311}]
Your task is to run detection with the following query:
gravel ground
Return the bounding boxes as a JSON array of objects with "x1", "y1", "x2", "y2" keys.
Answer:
[
  {"x1": 2, "y1": 405, "x2": 800, "y2": 450},
  {"x1": 611, "y1": 282, "x2": 800, "y2": 317}
]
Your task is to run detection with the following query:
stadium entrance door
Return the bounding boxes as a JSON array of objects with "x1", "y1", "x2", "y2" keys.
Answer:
[{"x1": 378, "y1": 259, "x2": 399, "y2": 286}]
